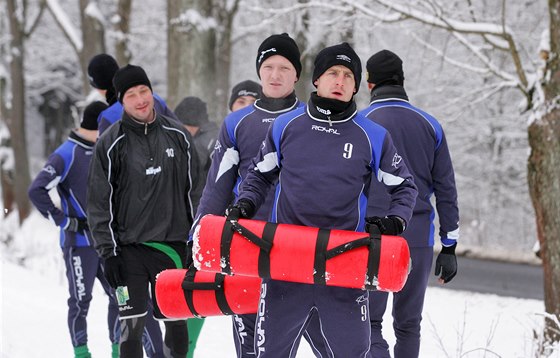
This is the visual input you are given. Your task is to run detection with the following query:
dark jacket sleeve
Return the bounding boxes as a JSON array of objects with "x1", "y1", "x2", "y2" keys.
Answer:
[
  {"x1": 28, "y1": 153, "x2": 69, "y2": 227},
  {"x1": 87, "y1": 136, "x2": 119, "y2": 258},
  {"x1": 237, "y1": 123, "x2": 279, "y2": 210},
  {"x1": 189, "y1": 119, "x2": 240, "y2": 234},
  {"x1": 376, "y1": 133, "x2": 418, "y2": 225},
  {"x1": 432, "y1": 132, "x2": 460, "y2": 241},
  {"x1": 183, "y1": 128, "x2": 201, "y2": 224}
]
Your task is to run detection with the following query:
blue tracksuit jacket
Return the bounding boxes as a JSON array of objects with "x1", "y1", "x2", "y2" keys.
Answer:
[
  {"x1": 360, "y1": 85, "x2": 459, "y2": 247},
  {"x1": 239, "y1": 97, "x2": 417, "y2": 231},
  {"x1": 192, "y1": 94, "x2": 303, "y2": 230},
  {"x1": 28, "y1": 131, "x2": 94, "y2": 247}
]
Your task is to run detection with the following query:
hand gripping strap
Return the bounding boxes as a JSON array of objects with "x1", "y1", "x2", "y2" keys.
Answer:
[
  {"x1": 182, "y1": 269, "x2": 234, "y2": 318},
  {"x1": 314, "y1": 230, "x2": 382, "y2": 290},
  {"x1": 221, "y1": 220, "x2": 275, "y2": 277}
]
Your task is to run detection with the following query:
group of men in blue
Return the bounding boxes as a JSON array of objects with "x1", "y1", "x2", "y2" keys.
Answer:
[{"x1": 28, "y1": 30, "x2": 459, "y2": 358}]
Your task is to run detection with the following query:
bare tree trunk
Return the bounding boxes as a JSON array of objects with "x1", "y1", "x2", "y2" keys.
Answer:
[
  {"x1": 167, "y1": 0, "x2": 216, "y2": 110},
  {"x1": 115, "y1": 0, "x2": 132, "y2": 65},
  {"x1": 528, "y1": 0, "x2": 560, "y2": 344},
  {"x1": 6, "y1": 0, "x2": 31, "y2": 223},
  {"x1": 0, "y1": 164, "x2": 14, "y2": 216},
  {"x1": 0, "y1": 12, "x2": 15, "y2": 217},
  {"x1": 213, "y1": 0, "x2": 239, "y2": 122},
  {"x1": 294, "y1": 0, "x2": 312, "y2": 101},
  {"x1": 78, "y1": 0, "x2": 106, "y2": 93}
]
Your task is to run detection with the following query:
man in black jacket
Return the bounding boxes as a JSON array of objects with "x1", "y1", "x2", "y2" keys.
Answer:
[{"x1": 87, "y1": 64, "x2": 200, "y2": 358}]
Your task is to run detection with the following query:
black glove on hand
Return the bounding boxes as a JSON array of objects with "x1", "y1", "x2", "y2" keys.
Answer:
[
  {"x1": 435, "y1": 243, "x2": 457, "y2": 284},
  {"x1": 66, "y1": 217, "x2": 89, "y2": 233},
  {"x1": 104, "y1": 255, "x2": 127, "y2": 289},
  {"x1": 226, "y1": 199, "x2": 256, "y2": 221},
  {"x1": 365, "y1": 216, "x2": 405, "y2": 235}
]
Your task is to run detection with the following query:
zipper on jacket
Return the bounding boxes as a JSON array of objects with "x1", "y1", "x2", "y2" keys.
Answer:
[{"x1": 144, "y1": 122, "x2": 148, "y2": 135}]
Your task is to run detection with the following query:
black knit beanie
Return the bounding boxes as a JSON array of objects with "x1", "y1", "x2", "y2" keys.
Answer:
[
  {"x1": 112, "y1": 64, "x2": 152, "y2": 103},
  {"x1": 366, "y1": 49, "x2": 404, "y2": 86},
  {"x1": 81, "y1": 101, "x2": 107, "y2": 130},
  {"x1": 312, "y1": 42, "x2": 362, "y2": 93},
  {"x1": 174, "y1": 96, "x2": 209, "y2": 127},
  {"x1": 87, "y1": 54, "x2": 119, "y2": 90},
  {"x1": 256, "y1": 33, "x2": 302, "y2": 79},
  {"x1": 228, "y1": 80, "x2": 261, "y2": 110}
]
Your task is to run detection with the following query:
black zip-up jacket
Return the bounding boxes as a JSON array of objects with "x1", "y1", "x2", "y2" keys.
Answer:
[{"x1": 87, "y1": 111, "x2": 200, "y2": 259}]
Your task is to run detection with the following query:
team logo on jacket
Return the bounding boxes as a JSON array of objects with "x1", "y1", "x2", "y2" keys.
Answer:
[
  {"x1": 311, "y1": 124, "x2": 340, "y2": 135},
  {"x1": 392, "y1": 153, "x2": 403, "y2": 168},
  {"x1": 42, "y1": 165, "x2": 56, "y2": 176},
  {"x1": 262, "y1": 118, "x2": 274, "y2": 123},
  {"x1": 146, "y1": 166, "x2": 162, "y2": 175},
  {"x1": 214, "y1": 140, "x2": 223, "y2": 153}
]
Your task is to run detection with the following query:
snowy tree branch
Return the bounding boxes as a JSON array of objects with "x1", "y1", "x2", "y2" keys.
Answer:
[
  {"x1": 24, "y1": 0, "x2": 46, "y2": 38},
  {"x1": 45, "y1": 0, "x2": 83, "y2": 52}
]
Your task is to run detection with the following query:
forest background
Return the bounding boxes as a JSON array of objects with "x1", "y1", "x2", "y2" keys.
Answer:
[{"x1": 2, "y1": 0, "x2": 560, "y2": 347}]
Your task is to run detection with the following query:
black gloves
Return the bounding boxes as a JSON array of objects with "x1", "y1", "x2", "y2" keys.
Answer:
[
  {"x1": 435, "y1": 243, "x2": 457, "y2": 284},
  {"x1": 66, "y1": 217, "x2": 89, "y2": 233},
  {"x1": 365, "y1": 216, "x2": 405, "y2": 235},
  {"x1": 103, "y1": 255, "x2": 127, "y2": 289},
  {"x1": 226, "y1": 199, "x2": 256, "y2": 221}
]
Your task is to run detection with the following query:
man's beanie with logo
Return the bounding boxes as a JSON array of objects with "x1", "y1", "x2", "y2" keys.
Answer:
[
  {"x1": 256, "y1": 33, "x2": 302, "y2": 79},
  {"x1": 312, "y1": 42, "x2": 362, "y2": 93},
  {"x1": 87, "y1": 54, "x2": 119, "y2": 90},
  {"x1": 228, "y1": 80, "x2": 262, "y2": 110},
  {"x1": 81, "y1": 101, "x2": 107, "y2": 130},
  {"x1": 366, "y1": 49, "x2": 404, "y2": 86},
  {"x1": 174, "y1": 96, "x2": 209, "y2": 127},
  {"x1": 112, "y1": 64, "x2": 152, "y2": 103}
]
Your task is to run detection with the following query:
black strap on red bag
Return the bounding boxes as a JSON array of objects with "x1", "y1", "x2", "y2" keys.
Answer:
[
  {"x1": 221, "y1": 219, "x2": 275, "y2": 278},
  {"x1": 221, "y1": 219, "x2": 382, "y2": 290},
  {"x1": 312, "y1": 227, "x2": 382, "y2": 290},
  {"x1": 181, "y1": 269, "x2": 234, "y2": 318}
]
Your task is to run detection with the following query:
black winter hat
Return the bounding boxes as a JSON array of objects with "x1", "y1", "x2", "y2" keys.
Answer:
[
  {"x1": 87, "y1": 54, "x2": 119, "y2": 90},
  {"x1": 112, "y1": 64, "x2": 152, "y2": 103},
  {"x1": 174, "y1": 96, "x2": 209, "y2": 127},
  {"x1": 366, "y1": 49, "x2": 404, "y2": 86},
  {"x1": 312, "y1": 42, "x2": 362, "y2": 93},
  {"x1": 228, "y1": 80, "x2": 261, "y2": 110},
  {"x1": 256, "y1": 33, "x2": 302, "y2": 79},
  {"x1": 81, "y1": 101, "x2": 107, "y2": 130}
]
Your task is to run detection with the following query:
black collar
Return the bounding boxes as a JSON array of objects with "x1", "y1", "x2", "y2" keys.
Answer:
[
  {"x1": 69, "y1": 130, "x2": 95, "y2": 147},
  {"x1": 369, "y1": 85, "x2": 409, "y2": 104},
  {"x1": 307, "y1": 92, "x2": 357, "y2": 123},
  {"x1": 254, "y1": 91, "x2": 299, "y2": 113},
  {"x1": 121, "y1": 110, "x2": 159, "y2": 134}
]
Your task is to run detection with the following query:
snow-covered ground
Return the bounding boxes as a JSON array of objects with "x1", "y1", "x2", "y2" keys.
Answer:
[{"x1": 1, "y1": 211, "x2": 558, "y2": 357}]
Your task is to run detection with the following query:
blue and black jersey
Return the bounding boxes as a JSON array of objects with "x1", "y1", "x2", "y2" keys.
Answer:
[
  {"x1": 28, "y1": 131, "x2": 94, "y2": 247},
  {"x1": 360, "y1": 85, "x2": 459, "y2": 247},
  {"x1": 192, "y1": 94, "x2": 302, "y2": 231},
  {"x1": 239, "y1": 95, "x2": 417, "y2": 231}
]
